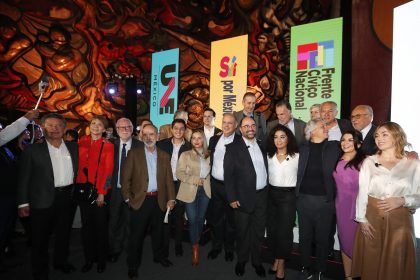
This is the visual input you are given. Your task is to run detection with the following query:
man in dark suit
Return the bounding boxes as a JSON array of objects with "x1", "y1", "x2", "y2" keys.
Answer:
[
  {"x1": 121, "y1": 124, "x2": 176, "y2": 279},
  {"x1": 266, "y1": 100, "x2": 306, "y2": 146},
  {"x1": 207, "y1": 113, "x2": 240, "y2": 262},
  {"x1": 351, "y1": 105, "x2": 377, "y2": 155},
  {"x1": 157, "y1": 119, "x2": 191, "y2": 257},
  {"x1": 320, "y1": 101, "x2": 352, "y2": 141},
  {"x1": 234, "y1": 92, "x2": 267, "y2": 141},
  {"x1": 17, "y1": 113, "x2": 78, "y2": 280},
  {"x1": 202, "y1": 107, "x2": 222, "y2": 145},
  {"x1": 108, "y1": 118, "x2": 142, "y2": 263},
  {"x1": 225, "y1": 116, "x2": 268, "y2": 278}
]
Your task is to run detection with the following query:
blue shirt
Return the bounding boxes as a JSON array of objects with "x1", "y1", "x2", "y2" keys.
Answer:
[{"x1": 145, "y1": 146, "x2": 158, "y2": 192}]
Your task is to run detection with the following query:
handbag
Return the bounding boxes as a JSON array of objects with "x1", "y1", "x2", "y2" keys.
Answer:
[{"x1": 72, "y1": 141, "x2": 104, "y2": 203}]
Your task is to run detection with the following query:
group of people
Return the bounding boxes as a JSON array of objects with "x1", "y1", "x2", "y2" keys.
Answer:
[{"x1": 0, "y1": 93, "x2": 419, "y2": 280}]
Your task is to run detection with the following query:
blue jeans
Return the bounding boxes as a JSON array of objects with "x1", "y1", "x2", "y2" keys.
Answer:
[{"x1": 184, "y1": 186, "x2": 210, "y2": 245}]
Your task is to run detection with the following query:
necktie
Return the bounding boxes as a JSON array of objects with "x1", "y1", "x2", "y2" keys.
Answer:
[{"x1": 119, "y1": 143, "x2": 127, "y2": 185}]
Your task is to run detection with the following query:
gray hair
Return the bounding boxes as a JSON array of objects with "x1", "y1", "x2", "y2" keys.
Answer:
[{"x1": 304, "y1": 118, "x2": 324, "y2": 140}]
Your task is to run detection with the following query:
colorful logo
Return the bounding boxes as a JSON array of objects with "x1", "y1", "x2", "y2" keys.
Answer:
[
  {"x1": 219, "y1": 56, "x2": 237, "y2": 77},
  {"x1": 159, "y1": 64, "x2": 176, "y2": 115},
  {"x1": 297, "y1": 40, "x2": 334, "y2": 70}
]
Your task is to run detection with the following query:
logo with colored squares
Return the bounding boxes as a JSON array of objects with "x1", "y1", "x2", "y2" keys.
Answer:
[
  {"x1": 297, "y1": 41, "x2": 334, "y2": 70},
  {"x1": 219, "y1": 56, "x2": 237, "y2": 78}
]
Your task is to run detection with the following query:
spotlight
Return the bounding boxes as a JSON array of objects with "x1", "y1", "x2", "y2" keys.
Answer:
[
  {"x1": 106, "y1": 82, "x2": 118, "y2": 95},
  {"x1": 136, "y1": 84, "x2": 145, "y2": 95}
]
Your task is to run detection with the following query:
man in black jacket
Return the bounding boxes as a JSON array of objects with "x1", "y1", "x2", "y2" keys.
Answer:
[
  {"x1": 225, "y1": 116, "x2": 268, "y2": 278},
  {"x1": 17, "y1": 113, "x2": 78, "y2": 280},
  {"x1": 157, "y1": 119, "x2": 191, "y2": 258},
  {"x1": 350, "y1": 105, "x2": 377, "y2": 155}
]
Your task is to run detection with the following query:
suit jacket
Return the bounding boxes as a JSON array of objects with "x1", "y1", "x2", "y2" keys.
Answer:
[
  {"x1": 110, "y1": 137, "x2": 143, "y2": 189},
  {"x1": 233, "y1": 111, "x2": 267, "y2": 141},
  {"x1": 361, "y1": 124, "x2": 377, "y2": 156},
  {"x1": 266, "y1": 118, "x2": 306, "y2": 147},
  {"x1": 176, "y1": 150, "x2": 211, "y2": 203},
  {"x1": 121, "y1": 146, "x2": 175, "y2": 211},
  {"x1": 296, "y1": 140, "x2": 341, "y2": 202},
  {"x1": 208, "y1": 133, "x2": 241, "y2": 169},
  {"x1": 156, "y1": 137, "x2": 192, "y2": 160},
  {"x1": 159, "y1": 124, "x2": 192, "y2": 141},
  {"x1": 224, "y1": 137, "x2": 268, "y2": 213},
  {"x1": 337, "y1": 118, "x2": 353, "y2": 134},
  {"x1": 17, "y1": 141, "x2": 79, "y2": 208}
]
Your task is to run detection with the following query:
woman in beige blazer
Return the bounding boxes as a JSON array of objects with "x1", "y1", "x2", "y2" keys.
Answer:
[{"x1": 176, "y1": 130, "x2": 211, "y2": 266}]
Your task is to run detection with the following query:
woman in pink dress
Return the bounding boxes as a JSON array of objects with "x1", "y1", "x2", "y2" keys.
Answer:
[{"x1": 333, "y1": 130, "x2": 365, "y2": 280}]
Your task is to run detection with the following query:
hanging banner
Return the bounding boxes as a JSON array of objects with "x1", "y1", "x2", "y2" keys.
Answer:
[
  {"x1": 210, "y1": 35, "x2": 248, "y2": 128},
  {"x1": 150, "y1": 48, "x2": 179, "y2": 128},
  {"x1": 290, "y1": 18, "x2": 343, "y2": 122}
]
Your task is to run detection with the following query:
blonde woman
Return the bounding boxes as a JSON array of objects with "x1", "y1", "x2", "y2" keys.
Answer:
[{"x1": 176, "y1": 130, "x2": 211, "y2": 266}]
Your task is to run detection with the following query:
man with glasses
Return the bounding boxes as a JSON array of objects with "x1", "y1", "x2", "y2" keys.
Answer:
[
  {"x1": 225, "y1": 116, "x2": 268, "y2": 278},
  {"x1": 266, "y1": 100, "x2": 306, "y2": 146},
  {"x1": 108, "y1": 118, "x2": 142, "y2": 263},
  {"x1": 350, "y1": 105, "x2": 377, "y2": 155},
  {"x1": 157, "y1": 119, "x2": 191, "y2": 258}
]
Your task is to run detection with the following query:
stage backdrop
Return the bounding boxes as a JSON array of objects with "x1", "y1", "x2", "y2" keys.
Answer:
[
  {"x1": 210, "y1": 35, "x2": 248, "y2": 128},
  {"x1": 150, "y1": 48, "x2": 179, "y2": 129},
  {"x1": 289, "y1": 18, "x2": 343, "y2": 122}
]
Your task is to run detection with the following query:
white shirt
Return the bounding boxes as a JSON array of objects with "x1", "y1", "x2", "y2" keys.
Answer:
[
  {"x1": 328, "y1": 124, "x2": 342, "y2": 141},
  {"x1": 267, "y1": 154, "x2": 299, "y2": 187},
  {"x1": 0, "y1": 116, "x2": 30, "y2": 147},
  {"x1": 117, "y1": 138, "x2": 132, "y2": 188},
  {"x1": 360, "y1": 123, "x2": 373, "y2": 140},
  {"x1": 46, "y1": 140, "x2": 74, "y2": 187},
  {"x1": 171, "y1": 139, "x2": 184, "y2": 181},
  {"x1": 285, "y1": 119, "x2": 296, "y2": 135},
  {"x1": 211, "y1": 133, "x2": 235, "y2": 181},
  {"x1": 200, "y1": 156, "x2": 211, "y2": 179},
  {"x1": 204, "y1": 126, "x2": 215, "y2": 146},
  {"x1": 355, "y1": 155, "x2": 420, "y2": 223},
  {"x1": 243, "y1": 137, "x2": 267, "y2": 190}
]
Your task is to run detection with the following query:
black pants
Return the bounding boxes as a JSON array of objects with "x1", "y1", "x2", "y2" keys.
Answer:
[
  {"x1": 207, "y1": 177, "x2": 235, "y2": 253},
  {"x1": 30, "y1": 186, "x2": 75, "y2": 280},
  {"x1": 162, "y1": 181, "x2": 184, "y2": 257},
  {"x1": 266, "y1": 186, "x2": 296, "y2": 259},
  {"x1": 108, "y1": 187, "x2": 130, "y2": 255},
  {"x1": 127, "y1": 196, "x2": 164, "y2": 270},
  {"x1": 79, "y1": 199, "x2": 108, "y2": 264},
  {"x1": 234, "y1": 188, "x2": 267, "y2": 265},
  {"x1": 297, "y1": 194, "x2": 335, "y2": 273},
  {"x1": 0, "y1": 195, "x2": 16, "y2": 255}
]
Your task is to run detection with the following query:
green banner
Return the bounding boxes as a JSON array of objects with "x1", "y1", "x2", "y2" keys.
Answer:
[{"x1": 290, "y1": 18, "x2": 343, "y2": 122}]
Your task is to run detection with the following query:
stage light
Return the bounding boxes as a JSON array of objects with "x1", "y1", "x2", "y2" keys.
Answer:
[
  {"x1": 136, "y1": 84, "x2": 145, "y2": 95},
  {"x1": 106, "y1": 82, "x2": 118, "y2": 95}
]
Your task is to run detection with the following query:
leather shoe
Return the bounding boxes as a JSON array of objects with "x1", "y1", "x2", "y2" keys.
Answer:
[
  {"x1": 128, "y1": 269, "x2": 138, "y2": 279},
  {"x1": 108, "y1": 252, "x2": 120, "y2": 263},
  {"x1": 175, "y1": 244, "x2": 183, "y2": 256},
  {"x1": 253, "y1": 264, "x2": 266, "y2": 278},
  {"x1": 153, "y1": 258, "x2": 173, "y2": 267},
  {"x1": 224, "y1": 251, "x2": 234, "y2": 262},
  {"x1": 207, "y1": 249, "x2": 221, "y2": 260},
  {"x1": 81, "y1": 261, "x2": 94, "y2": 273},
  {"x1": 53, "y1": 263, "x2": 76, "y2": 274},
  {"x1": 97, "y1": 263, "x2": 106, "y2": 273},
  {"x1": 235, "y1": 262, "x2": 246, "y2": 277}
]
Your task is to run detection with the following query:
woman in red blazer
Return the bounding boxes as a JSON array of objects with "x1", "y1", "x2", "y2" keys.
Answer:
[{"x1": 76, "y1": 115, "x2": 114, "y2": 273}]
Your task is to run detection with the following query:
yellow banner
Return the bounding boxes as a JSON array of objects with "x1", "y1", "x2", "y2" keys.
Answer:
[{"x1": 210, "y1": 35, "x2": 248, "y2": 128}]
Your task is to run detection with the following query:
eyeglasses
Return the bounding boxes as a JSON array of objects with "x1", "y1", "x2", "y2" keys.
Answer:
[
  {"x1": 117, "y1": 126, "x2": 133, "y2": 131},
  {"x1": 241, "y1": 124, "x2": 256, "y2": 129},
  {"x1": 351, "y1": 113, "x2": 369, "y2": 120}
]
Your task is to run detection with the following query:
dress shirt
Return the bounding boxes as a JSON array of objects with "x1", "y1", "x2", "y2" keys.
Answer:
[
  {"x1": 355, "y1": 155, "x2": 420, "y2": 223},
  {"x1": 0, "y1": 116, "x2": 30, "y2": 147},
  {"x1": 145, "y1": 146, "x2": 158, "y2": 192},
  {"x1": 243, "y1": 137, "x2": 267, "y2": 190},
  {"x1": 328, "y1": 123, "x2": 342, "y2": 141},
  {"x1": 117, "y1": 138, "x2": 132, "y2": 188},
  {"x1": 204, "y1": 126, "x2": 215, "y2": 146},
  {"x1": 267, "y1": 154, "x2": 299, "y2": 187},
  {"x1": 199, "y1": 156, "x2": 211, "y2": 179},
  {"x1": 46, "y1": 140, "x2": 74, "y2": 187},
  {"x1": 285, "y1": 119, "x2": 295, "y2": 135},
  {"x1": 211, "y1": 133, "x2": 235, "y2": 181},
  {"x1": 170, "y1": 139, "x2": 184, "y2": 181},
  {"x1": 360, "y1": 123, "x2": 373, "y2": 140}
]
